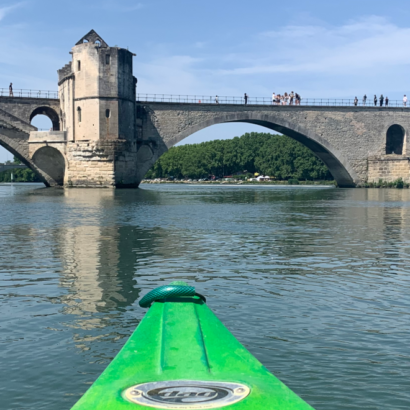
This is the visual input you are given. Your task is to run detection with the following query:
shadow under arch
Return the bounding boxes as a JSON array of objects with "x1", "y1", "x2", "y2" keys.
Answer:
[
  {"x1": 165, "y1": 112, "x2": 359, "y2": 187},
  {"x1": 386, "y1": 124, "x2": 405, "y2": 155},
  {"x1": 32, "y1": 146, "x2": 65, "y2": 185},
  {"x1": 30, "y1": 106, "x2": 60, "y2": 131}
]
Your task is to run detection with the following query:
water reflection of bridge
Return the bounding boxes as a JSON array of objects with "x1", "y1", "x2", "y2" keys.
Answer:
[{"x1": 49, "y1": 189, "x2": 174, "y2": 331}]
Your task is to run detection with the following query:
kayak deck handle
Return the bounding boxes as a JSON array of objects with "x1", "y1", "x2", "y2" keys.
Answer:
[{"x1": 139, "y1": 285, "x2": 206, "y2": 308}]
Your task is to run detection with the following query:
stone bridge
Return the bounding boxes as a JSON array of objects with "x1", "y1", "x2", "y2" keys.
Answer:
[
  {"x1": 0, "y1": 30, "x2": 409, "y2": 188},
  {"x1": 0, "y1": 96, "x2": 62, "y2": 186},
  {"x1": 1, "y1": 95, "x2": 410, "y2": 187},
  {"x1": 136, "y1": 102, "x2": 410, "y2": 187}
]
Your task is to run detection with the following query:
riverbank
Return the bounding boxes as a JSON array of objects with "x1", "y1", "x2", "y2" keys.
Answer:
[
  {"x1": 141, "y1": 179, "x2": 335, "y2": 186},
  {"x1": 143, "y1": 177, "x2": 410, "y2": 188}
]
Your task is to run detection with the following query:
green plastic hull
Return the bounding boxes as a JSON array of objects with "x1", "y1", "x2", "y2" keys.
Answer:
[{"x1": 71, "y1": 294, "x2": 314, "y2": 409}]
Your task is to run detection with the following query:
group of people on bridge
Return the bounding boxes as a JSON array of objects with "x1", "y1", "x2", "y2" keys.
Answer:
[
  {"x1": 214, "y1": 92, "x2": 302, "y2": 105},
  {"x1": 354, "y1": 94, "x2": 408, "y2": 107},
  {"x1": 271, "y1": 92, "x2": 301, "y2": 105}
]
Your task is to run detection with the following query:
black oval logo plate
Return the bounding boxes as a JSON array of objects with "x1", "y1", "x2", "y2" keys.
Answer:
[{"x1": 124, "y1": 380, "x2": 250, "y2": 408}]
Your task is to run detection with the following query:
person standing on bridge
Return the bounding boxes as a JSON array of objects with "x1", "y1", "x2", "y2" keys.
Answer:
[
  {"x1": 9, "y1": 83, "x2": 13, "y2": 97},
  {"x1": 380, "y1": 94, "x2": 384, "y2": 107},
  {"x1": 363, "y1": 94, "x2": 367, "y2": 105},
  {"x1": 403, "y1": 95, "x2": 408, "y2": 107},
  {"x1": 385, "y1": 96, "x2": 389, "y2": 107},
  {"x1": 290, "y1": 91, "x2": 295, "y2": 105},
  {"x1": 354, "y1": 97, "x2": 358, "y2": 106},
  {"x1": 272, "y1": 92, "x2": 276, "y2": 104},
  {"x1": 244, "y1": 93, "x2": 248, "y2": 105},
  {"x1": 215, "y1": 95, "x2": 219, "y2": 104},
  {"x1": 374, "y1": 95, "x2": 377, "y2": 106},
  {"x1": 295, "y1": 93, "x2": 301, "y2": 105}
]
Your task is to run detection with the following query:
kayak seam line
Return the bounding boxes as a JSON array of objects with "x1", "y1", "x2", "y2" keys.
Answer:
[
  {"x1": 194, "y1": 304, "x2": 211, "y2": 374},
  {"x1": 159, "y1": 303, "x2": 165, "y2": 374}
]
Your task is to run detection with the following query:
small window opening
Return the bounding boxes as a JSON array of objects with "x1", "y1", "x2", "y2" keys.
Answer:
[
  {"x1": 95, "y1": 39, "x2": 101, "y2": 46},
  {"x1": 386, "y1": 124, "x2": 405, "y2": 155},
  {"x1": 105, "y1": 54, "x2": 110, "y2": 65},
  {"x1": 77, "y1": 107, "x2": 82, "y2": 123},
  {"x1": 83, "y1": 39, "x2": 88, "y2": 43},
  {"x1": 105, "y1": 109, "x2": 111, "y2": 118},
  {"x1": 77, "y1": 60, "x2": 81, "y2": 71}
]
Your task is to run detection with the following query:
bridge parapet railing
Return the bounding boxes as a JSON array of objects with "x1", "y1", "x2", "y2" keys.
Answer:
[
  {"x1": 1, "y1": 89, "x2": 406, "y2": 107},
  {"x1": 137, "y1": 94, "x2": 407, "y2": 107},
  {"x1": 0, "y1": 89, "x2": 59, "y2": 99}
]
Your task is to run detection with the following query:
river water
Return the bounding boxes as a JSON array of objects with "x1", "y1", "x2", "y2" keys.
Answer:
[{"x1": 0, "y1": 183, "x2": 409, "y2": 410}]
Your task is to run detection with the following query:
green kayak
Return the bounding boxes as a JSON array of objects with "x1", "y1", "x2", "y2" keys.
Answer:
[{"x1": 71, "y1": 282, "x2": 314, "y2": 409}]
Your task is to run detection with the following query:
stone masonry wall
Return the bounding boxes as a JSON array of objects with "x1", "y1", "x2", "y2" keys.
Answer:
[
  {"x1": 66, "y1": 141, "x2": 115, "y2": 187},
  {"x1": 0, "y1": 97, "x2": 60, "y2": 126},
  {"x1": 138, "y1": 103, "x2": 410, "y2": 186},
  {"x1": 65, "y1": 140, "x2": 138, "y2": 187},
  {"x1": 368, "y1": 156, "x2": 410, "y2": 183},
  {"x1": 0, "y1": 113, "x2": 59, "y2": 187}
]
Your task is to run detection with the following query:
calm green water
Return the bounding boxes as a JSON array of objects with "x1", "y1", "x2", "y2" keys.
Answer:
[{"x1": 1, "y1": 183, "x2": 410, "y2": 410}]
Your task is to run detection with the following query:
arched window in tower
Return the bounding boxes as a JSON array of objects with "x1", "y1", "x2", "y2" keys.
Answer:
[
  {"x1": 77, "y1": 60, "x2": 81, "y2": 71},
  {"x1": 106, "y1": 54, "x2": 110, "y2": 65},
  {"x1": 77, "y1": 107, "x2": 82, "y2": 123},
  {"x1": 95, "y1": 39, "x2": 101, "y2": 47},
  {"x1": 105, "y1": 109, "x2": 111, "y2": 118},
  {"x1": 386, "y1": 124, "x2": 405, "y2": 155}
]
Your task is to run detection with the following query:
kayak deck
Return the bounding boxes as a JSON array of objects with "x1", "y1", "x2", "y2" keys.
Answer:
[{"x1": 71, "y1": 286, "x2": 314, "y2": 409}]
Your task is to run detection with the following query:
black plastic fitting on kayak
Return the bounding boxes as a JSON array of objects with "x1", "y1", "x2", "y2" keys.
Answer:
[{"x1": 139, "y1": 285, "x2": 207, "y2": 308}]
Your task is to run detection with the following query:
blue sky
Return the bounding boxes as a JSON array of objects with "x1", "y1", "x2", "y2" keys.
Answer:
[{"x1": 1, "y1": 0, "x2": 410, "y2": 161}]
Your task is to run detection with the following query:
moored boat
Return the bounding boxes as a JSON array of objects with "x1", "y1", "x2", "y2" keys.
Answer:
[{"x1": 71, "y1": 282, "x2": 314, "y2": 409}]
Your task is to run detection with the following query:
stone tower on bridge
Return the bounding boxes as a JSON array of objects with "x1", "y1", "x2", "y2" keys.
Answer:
[
  {"x1": 0, "y1": 29, "x2": 409, "y2": 188},
  {"x1": 56, "y1": 30, "x2": 138, "y2": 187}
]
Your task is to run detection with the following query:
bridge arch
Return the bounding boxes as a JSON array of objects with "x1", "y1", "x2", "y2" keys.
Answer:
[
  {"x1": 30, "y1": 106, "x2": 60, "y2": 131},
  {"x1": 160, "y1": 112, "x2": 359, "y2": 187},
  {"x1": 32, "y1": 146, "x2": 66, "y2": 185},
  {"x1": 0, "y1": 130, "x2": 53, "y2": 186}
]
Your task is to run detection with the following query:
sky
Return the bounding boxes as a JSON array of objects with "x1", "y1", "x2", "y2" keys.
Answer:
[{"x1": 1, "y1": 0, "x2": 410, "y2": 161}]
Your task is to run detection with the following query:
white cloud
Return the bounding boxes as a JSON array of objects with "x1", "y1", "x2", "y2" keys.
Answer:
[
  {"x1": 0, "y1": 2, "x2": 25, "y2": 22},
  {"x1": 218, "y1": 16, "x2": 410, "y2": 76},
  {"x1": 134, "y1": 15, "x2": 410, "y2": 100}
]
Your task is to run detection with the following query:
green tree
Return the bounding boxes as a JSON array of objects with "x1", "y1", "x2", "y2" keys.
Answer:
[
  {"x1": 0, "y1": 167, "x2": 41, "y2": 183},
  {"x1": 144, "y1": 132, "x2": 333, "y2": 181}
]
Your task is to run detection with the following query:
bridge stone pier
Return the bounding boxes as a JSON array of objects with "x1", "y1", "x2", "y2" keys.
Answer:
[{"x1": 0, "y1": 29, "x2": 409, "y2": 188}]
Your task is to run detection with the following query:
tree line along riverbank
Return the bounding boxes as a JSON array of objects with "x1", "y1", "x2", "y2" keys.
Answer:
[
  {"x1": 1, "y1": 131, "x2": 409, "y2": 188},
  {"x1": 145, "y1": 132, "x2": 333, "y2": 182},
  {"x1": 0, "y1": 161, "x2": 40, "y2": 183}
]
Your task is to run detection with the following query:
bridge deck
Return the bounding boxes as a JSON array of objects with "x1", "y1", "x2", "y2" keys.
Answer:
[
  {"x1": 0, "y1": 164, "x2": 27, "y2": 173},
  {"x1": 136, "y1": 101, "x2": 410, "y2": 111},
  {"x1": 1, "y1": 89, "x2": 408, "y2": 108}
]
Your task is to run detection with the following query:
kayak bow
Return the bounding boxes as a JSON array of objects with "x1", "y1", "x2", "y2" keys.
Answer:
[{"x1": 71, "y1": 282, "x2": 314, "y2": 409}]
